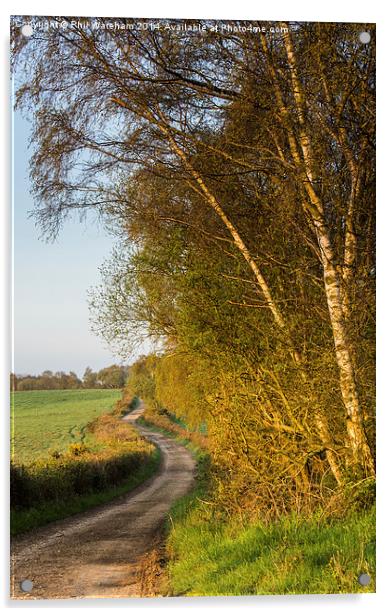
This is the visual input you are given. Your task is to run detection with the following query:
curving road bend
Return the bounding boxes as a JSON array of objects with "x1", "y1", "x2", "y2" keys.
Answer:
[{"x1": 10, "y1": 404, "x2": 196, "y2": 599}]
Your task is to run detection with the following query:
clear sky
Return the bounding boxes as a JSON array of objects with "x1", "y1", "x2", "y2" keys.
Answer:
[{"x1": 12, "y1": 110, "x2": 127, "y2": 377}]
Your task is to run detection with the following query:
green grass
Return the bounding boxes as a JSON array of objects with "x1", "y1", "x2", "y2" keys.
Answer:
[
  {"x1": 10, "y1": 390, "x2": 163, "y2": 535},
  {"x1": 147, "y1": 415, "x2": 375, "y2": 596},
  {"x1": 11, "y1": 389, "x2": 121, "y2": 464},
  {"x1": 166, "y1": 475, "x2": 375, "y2": 596},
  {"x1": 166, "y1": 503, "x2": 375, "y2": 596},
  {"x1": 138, "y1": 409, "x2": 376, "y2": 596},
  {"x1": 11, "y1": 447, "x2": 161, "y2": 536},
  {"x1": 137, "y1": 415, "x2": 188, "y2": 441}
]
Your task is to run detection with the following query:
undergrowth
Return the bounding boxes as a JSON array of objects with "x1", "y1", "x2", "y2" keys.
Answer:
[
  {"x1": 11, "y1": 402, "x2": 160, "y2": 535},
  {"x1": 140, "y1": 406, "x2": 376, "y2": 596}
]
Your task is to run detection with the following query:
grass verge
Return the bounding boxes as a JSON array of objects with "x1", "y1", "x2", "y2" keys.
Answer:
[
  {"x1": 166, "y1": 500, "x2": 375, "y2": 596},
  {"x1": 138, "y1": 410, "x2": 375, "y2": 596},
  {"x1": 137, "y1": 408, "x2": 207, "y2": 449},
  {"x1": 11, "y1": 448, "x2": 161, "y2": 536}
]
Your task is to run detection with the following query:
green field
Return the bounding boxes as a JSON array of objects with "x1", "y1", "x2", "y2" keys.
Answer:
[{"x1": 11, "y1": 389, "x2": 121, "y2": 464}]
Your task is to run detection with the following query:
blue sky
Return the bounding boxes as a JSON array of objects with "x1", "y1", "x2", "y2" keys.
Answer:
[{"x1": 12, "y1": 110, "x2": 126, "y2": 377}]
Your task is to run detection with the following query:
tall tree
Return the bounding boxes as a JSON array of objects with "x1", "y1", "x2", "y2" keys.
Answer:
[
  {"x1": 83, "y1": 366, "x2": 98, "y2": 389},
  {"x1": 12, "y1": 18, "x2": 375, "y2": 489}
]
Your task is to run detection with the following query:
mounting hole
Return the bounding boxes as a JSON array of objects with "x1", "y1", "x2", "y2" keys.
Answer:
[
  {"x1": 20, "y1": 579, "x2": 33, "y2": 592},
  {"x1": 21, "y1": 24, "x2": 33, "y2": 37},
  {"x1": 358, "y1": 572, "x2": 371, "y2": 586},
  {"x1": 359, "y1": 31, "x2": 371, "y2": 44}
]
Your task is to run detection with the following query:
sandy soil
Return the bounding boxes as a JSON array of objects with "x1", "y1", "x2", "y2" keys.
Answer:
[{"x1": 10, "y1": 404, "x2": 196, "y2": 599}]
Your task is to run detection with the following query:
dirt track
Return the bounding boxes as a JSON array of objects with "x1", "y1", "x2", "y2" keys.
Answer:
[{"x1": 10, "y1": 404, "x2": 196, "y2": 599}]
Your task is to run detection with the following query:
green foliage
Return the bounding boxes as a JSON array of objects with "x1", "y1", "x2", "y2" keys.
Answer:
[
  {"x1": 15, "y1": 370, "x2": 82, "y2": 391},
  {"x1": 11, "y1": 448, "x2": 161, "y2": 536},
  {"x1": 155, "y1": 353, "x2": 211, "y2": 430},
  {"x1": 12, "y1": 20, "x2": 376, "y2": 552},
  {"x1": 138, "y1": 407, "x2": 375, "y2": 596},
  {"x1": 88, "y1": 40, "x2": 375, "y2": 508},
  {"x1": 343, "y1": 478, "x2": 376, "y2": 513},
  {"x1": 137, "y1": 406, "x2": 208, "y2": 451},
  {"x1": 96, "y1": 364, "x2": 128, "y2": 389},
  {"x1": 13, "y1": 365, "x2": 129, "y2": 391},
  {"x1": 10, "y1": 411, "x2": 160, "y2": 534},
  {"x1": 11, "y1": 389, "x2": 122, "y2": 464},
  {"x1": 126, "y1": 355, "x2": 160, "y2": 408},
  {"x1": 11, "y1": 444, "x2": 153, "y2": 510}
]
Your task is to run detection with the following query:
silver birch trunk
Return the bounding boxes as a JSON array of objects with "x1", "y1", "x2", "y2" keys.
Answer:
[{"x1": 281, "y1": 26, "x2": 375, "y2": 477}]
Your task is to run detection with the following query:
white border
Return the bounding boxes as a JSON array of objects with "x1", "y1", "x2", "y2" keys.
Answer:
[{"x1": 1, "y1": 2, "x2": 390, "y2": 614}]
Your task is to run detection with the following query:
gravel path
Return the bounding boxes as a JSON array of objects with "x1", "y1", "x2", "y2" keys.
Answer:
[{"x1": 10, "y1": 404, "x2": 196, "y2": 599}]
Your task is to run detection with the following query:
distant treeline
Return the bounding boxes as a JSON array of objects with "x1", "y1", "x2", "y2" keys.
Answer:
[{"x1": 11, "y1": 365, "x2": 129, "y2": 391}]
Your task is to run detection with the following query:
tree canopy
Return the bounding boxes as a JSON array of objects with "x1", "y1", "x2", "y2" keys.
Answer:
[
  {"x1": 11, "y1": 364, "x2": 128, "y2": 390},
  {"x1": 12, "y1": 18, "x2": 375, "y2": 513}
]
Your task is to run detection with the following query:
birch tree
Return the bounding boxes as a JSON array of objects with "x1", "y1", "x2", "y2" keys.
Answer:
[{"x1": 12, "y1": 18, "x2": 375, "y2": 489}]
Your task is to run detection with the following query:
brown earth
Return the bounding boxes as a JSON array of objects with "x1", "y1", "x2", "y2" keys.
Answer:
[{"x1": 10, "y1": 404, "x2": 196, "y2": 600}]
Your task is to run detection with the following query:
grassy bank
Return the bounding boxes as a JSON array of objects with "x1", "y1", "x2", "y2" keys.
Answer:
[
  {"x1": 166, "y1": 500, "x2": 375, "y2": 595},
  {"x1": 137, "y1": 407, "x2": 208, "y2": 450},
  {"x1": 138, "y1": 408, "x2": 375, "y2": 596},
  {"x1": 11, "y1": 404, "x2": 160, "y2": 535}
]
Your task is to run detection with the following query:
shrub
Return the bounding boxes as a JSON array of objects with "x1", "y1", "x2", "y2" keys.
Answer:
[
  {"x1": 141, "y1": 407, "x2": 208, "y2": 450},
  {"x1": 10, "y1": 413, "x2": 155, "y2": 512}
]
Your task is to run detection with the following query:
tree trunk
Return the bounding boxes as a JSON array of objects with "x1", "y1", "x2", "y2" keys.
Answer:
[
  {"x1": 280, "y1": 25, "x2": 375, "y2": 478},
  {"x1": 315, "y1": 220, "x2": 375, "y2": 476}
]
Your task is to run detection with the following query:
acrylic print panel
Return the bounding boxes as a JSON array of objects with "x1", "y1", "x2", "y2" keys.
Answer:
[{"x1": 10, "y1": 16, "x2": 376, "y2": 599}]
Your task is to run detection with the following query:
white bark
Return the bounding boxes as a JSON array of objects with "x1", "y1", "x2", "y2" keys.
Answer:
[{"x1": 280, "y1": 26, "x2": 375, "y2": 476}]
